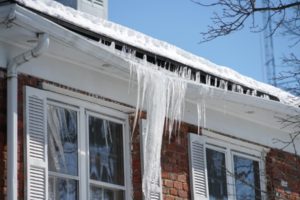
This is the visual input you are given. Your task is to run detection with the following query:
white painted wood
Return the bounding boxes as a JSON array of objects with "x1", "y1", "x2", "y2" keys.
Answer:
[
  {"x1": 25, "y1": 87, "x2": 48, "y2": 200},
  {"x1": 189, "y1": 131, "x2": 267, "y2": 200},
  {"x1": 188, "y1": 134, "x2": 209, "y2": 200},
  {"x1": 140, "y1": 119, "x2": 163, "y2": 200}
]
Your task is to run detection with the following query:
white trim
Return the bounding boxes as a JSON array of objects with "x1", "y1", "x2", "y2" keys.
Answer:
[
  {"x1": 89, "y1": 180, "x2": 126, "y2": 191},
  {"x1": 189, "y1": 132, "x2": 267, "y2": 200},
  {"x1": 42, "y1": 82, "x2": 135, "y2": 113},
  {"x1": 86, "y1": 110, "x2": 128, "y2": 196},
  {"x1": 26, "y1": 86, "x2": 132, "y2": 200},
  {"x1": 202, "y1": 129, "x2": 269, "y2": 155},
  {"x1": 48, "y1": 171, "x2": 80, "y2": 181}
]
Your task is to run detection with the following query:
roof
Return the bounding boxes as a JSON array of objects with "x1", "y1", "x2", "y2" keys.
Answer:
[{"x1": 14, "y1": 0, "x2": 299, "y2": 106}]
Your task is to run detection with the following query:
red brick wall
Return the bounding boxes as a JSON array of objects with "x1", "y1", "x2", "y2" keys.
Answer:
[
  {"x1": 0, "y1": 70, "x2": 7, "y2": 200},
  {"x1": 1, "y1": 69, "x2": 300, "y2": 200},
  {"x1": 266, "y1": 149, "x2": 300, "y2": 200},
  {"x1": 130, "y1": 115, "x2": 198, "y2": 200},
  {"x1": 0, "y1": 70, "x2": 42, "y2": 200}
]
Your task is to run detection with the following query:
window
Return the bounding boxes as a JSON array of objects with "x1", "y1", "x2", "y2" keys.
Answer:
[
  {"x1": 88, "y1": 113, "x2": 126, "y2": 199},
  {"x1": 188, "y1": 133, "x2": 265, "y2": 200},
  {"x1": 25, "y1": 86, "x2": 131, "y2": 200},
  {"x1": 48, "y1": 104, "x2": 79, "y2": 199}
]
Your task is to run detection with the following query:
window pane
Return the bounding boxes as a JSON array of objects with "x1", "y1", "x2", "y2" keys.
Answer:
[
  {"x1": 89, "y1": 116, "x2": 124, "y2": 185},
  {"x1": 49, "y1": 176, "x2": 78, "y2": 200},
  {"x1": 234, "y1": 155, "x2": 261, "y2": 200},
  {"x1": 206, "y1": 148, "x2": 228, "y2": 200},
  {"x1": 90, "y1": 186, "x2": 124, "y2": 200},
  {"x1": 48, "y1": 105, "x2": 78, "y2": 176}
]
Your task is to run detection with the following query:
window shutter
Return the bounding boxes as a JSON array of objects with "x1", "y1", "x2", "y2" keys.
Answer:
[
  {"x1": 140, "y1": 119, "x2": 162, "y2": 200},
  {"x1": 188, "y1": 133, "x2": 209, "y2": 200},
  {"x1": 25, "y1": 87, "x2": 48, "y2": 200}
]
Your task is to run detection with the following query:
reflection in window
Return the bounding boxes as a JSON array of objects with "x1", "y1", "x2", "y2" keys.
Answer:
[
  {"x1": 90, "y1": 185, "x2": 124, "y2": 200},
  {"x1": 206, "y1": 148, "x2": 228, "y2": 200},
  {"x1": 234, "y1": 155, "x2": 261, "y2": 200},
  {"x1": 48, "y1": 105, "x2": 78, "y2": 200},
  {"x1": 89, "y1": 115, "x2": 124, "y2": 195},
  {"x1": 49, "y1": 177, "x2": 78, "y2": 200}
]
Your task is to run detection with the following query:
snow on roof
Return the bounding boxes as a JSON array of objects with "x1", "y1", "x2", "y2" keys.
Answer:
[{"x1": 16, "y1": 0, "x2": 298, "y2": 106}]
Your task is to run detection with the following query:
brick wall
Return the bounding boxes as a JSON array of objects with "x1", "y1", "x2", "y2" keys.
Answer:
[
  {"x1": 0, "y1": 70, "x2": 7, "y2": 200},
  {"x1": 266, "y1": 149, "x2": 300, "y2": 200},
  {"x1": 130, "y1": 114, "x2": 198, "y2": 200},
  {"x1": 1, "y1": 69, "x2": 300, "y2": 200},
  {"x1": 0, "y1": 69, "x2": 42, "y2": 200}
]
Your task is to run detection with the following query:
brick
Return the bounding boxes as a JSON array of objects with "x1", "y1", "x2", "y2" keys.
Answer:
[
  {"x1": 164, "y1": 180, "x2": 173, "y2": 188},
  {"x1": 177, "y1": 174, "x2": 187, "y2": 182},
  {"x1": 170, "y1": 188, "x2": 178, "y2": 196},
  {"x1": 174, "y1": 181, "x2": 182, "y2": 190},
  {"x1": 178, "y1": 190, "x2": 188, "y2": 198}
]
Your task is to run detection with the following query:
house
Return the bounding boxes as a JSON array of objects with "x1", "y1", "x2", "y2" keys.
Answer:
[{"x1": 0, "y1": 0, "x2": 299, "y2": 199}]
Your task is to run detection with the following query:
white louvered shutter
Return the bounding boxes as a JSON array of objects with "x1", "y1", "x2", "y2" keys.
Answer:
[
  {"x1": 140, "y1": 119, "x2": 162, "y2": 200},
  {"x1": 188, "y1": 133, "x2": 209, "y2": 200},
  {"x1": 25, "y1": 87, "x2": 48, "y2": 200}
]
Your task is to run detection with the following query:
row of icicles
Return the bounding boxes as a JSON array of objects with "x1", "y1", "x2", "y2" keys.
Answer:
[
  {"x1": 103, "y1": 39, "x2": 271, "y2": 100},
  {"x1": 102, "y1": 38, "x2": 269, "y2": 199}
]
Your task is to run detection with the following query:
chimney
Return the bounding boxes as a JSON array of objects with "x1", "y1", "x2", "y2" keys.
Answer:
[{"x1": 55, "y1": 0, "x2": 108, "y2": 19}]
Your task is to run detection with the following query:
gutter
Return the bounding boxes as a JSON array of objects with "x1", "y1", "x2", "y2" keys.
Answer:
[{"x1": 7, "y1": 32, "x2": 49, "y2": 200}]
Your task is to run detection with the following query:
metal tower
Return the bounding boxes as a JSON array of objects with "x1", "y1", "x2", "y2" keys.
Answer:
[{"x1": 262, "y1": 6, "x2": 277, "y2": 86}]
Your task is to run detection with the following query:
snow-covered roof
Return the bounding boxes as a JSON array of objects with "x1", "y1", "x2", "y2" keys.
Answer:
[{"x1": 15, "y1": 0, "x2": 298, "y2": 106}]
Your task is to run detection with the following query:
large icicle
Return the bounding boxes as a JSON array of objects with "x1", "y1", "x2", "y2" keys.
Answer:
[{"x1": 131, "y1": 61, "x2": 187, "y2": 199}]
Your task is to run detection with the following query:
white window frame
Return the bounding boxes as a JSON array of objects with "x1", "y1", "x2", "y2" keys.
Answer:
[
  {"x1": 189, "y1": 130, "x2": 268, "y2": 200},
  {"x1": 86, "y1": 110, "x2": 128, "y2": 198},
  {"x1": 47, "y1": 101, "x2": 81, "y2": 199},
  {"x1": 25, "y1": 86, "x2": 132, "y2": 200}
]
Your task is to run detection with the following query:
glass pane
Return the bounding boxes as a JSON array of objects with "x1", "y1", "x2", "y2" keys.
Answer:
[
  {"x1": 90, "y1": 186, "x2": 124, "y2": 200},
  {"x1": 206, "y1": 148, "x2": 228, "y2": 200},
  {"x1": 48, "y1": 105, "x2": 78, "y2": 176},
  {"x1": 89, "y1": 116, "x2": 124, "y2": 185},
  {"x1": 234, "y1": 155, "x2": 261, "y2": 200},
  {"x1": 49, "y1": 176, "x2": 78, "y2": 200}
]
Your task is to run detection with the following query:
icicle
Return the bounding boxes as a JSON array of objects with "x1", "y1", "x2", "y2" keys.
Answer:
[
  {"x1": 110, "y1": 41, "x2": 115, "y2": 50},
  {"x1": 130, "y1": 61, "x2": 187, "y2": 199},
  {"x1": 187, "y1": 68, "x2": 192, "y2": 80},
  {"x1": 263, "y1": 94, "x2": 270, "y2": 100},
  {"x1": 252, "y1": 90, "x2": 257, "y2": 96},
  {"x1": 246, "y1": 89, "x2": 251, "y2": 95},
  {"x1": 197, "y1": 103, "x2": 202, "y2": 134},
  {"x1": 214, "y1": 78, "x2": 218, "y2": 87},
  {"x1": 236, "y1": 85, "x2": 243, "y2": 93},
  {"x1": 232, "y1": 84, "x2": 236, "y2": 92},
  {"x1": 195, "y1": 71, "x2": 201, "y2": 83},
  {"x1": 219, "y1": 80, "x2": 228, "y2": 90},
  {"x1": 183, "y1": 67, "x2": 188, "y2": 79},
  {"x1": 206, "y1": 75, "x2": 211, "y2": 86}
]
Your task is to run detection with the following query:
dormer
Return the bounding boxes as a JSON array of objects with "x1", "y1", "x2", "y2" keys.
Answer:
[{"x1": 55, "y1": 0, "x2": 108, "y2": 19}]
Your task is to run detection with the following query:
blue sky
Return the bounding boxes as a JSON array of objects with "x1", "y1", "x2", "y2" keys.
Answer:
[{"x1": 108, "y1": 0, "x2": 298, "y2": 83}]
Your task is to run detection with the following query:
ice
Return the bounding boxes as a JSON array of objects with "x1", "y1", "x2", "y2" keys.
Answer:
[
  {"x1": 129, "y1": 56, "x2": 218, "y2": 198},
  {"x1": 130, "y1": 60, "x2": 187, "y2": 199},
  {"x1": 16, "y1": 0, "x2": 298, "y2": 106}
]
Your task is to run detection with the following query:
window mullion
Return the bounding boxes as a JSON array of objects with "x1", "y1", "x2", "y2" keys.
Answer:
[
  {"x1": 226, "y1": 150, "x2": 235, "y2": 200},
  {"x1": 79, "y1": 107, "x2": 88, "y2": 200}
]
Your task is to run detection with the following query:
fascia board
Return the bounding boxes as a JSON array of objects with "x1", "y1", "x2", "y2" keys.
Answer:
[
  {"x1": 12, "y1": 4, "x2": 129, "y2": 71},
  {"x1": 8, "y1": 4, "x2": 300, "y2": 117},
  {"x1": 186, "y1": 82, "x2": 300, "y2": 116}
]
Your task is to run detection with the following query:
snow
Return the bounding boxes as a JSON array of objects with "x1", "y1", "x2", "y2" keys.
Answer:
[
  {"x1": 16, "y1": 0, "x2": 298, "y2": 106},
  {"x1": 14, "y1": 1, "x2": 299, "y2": 198}
]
